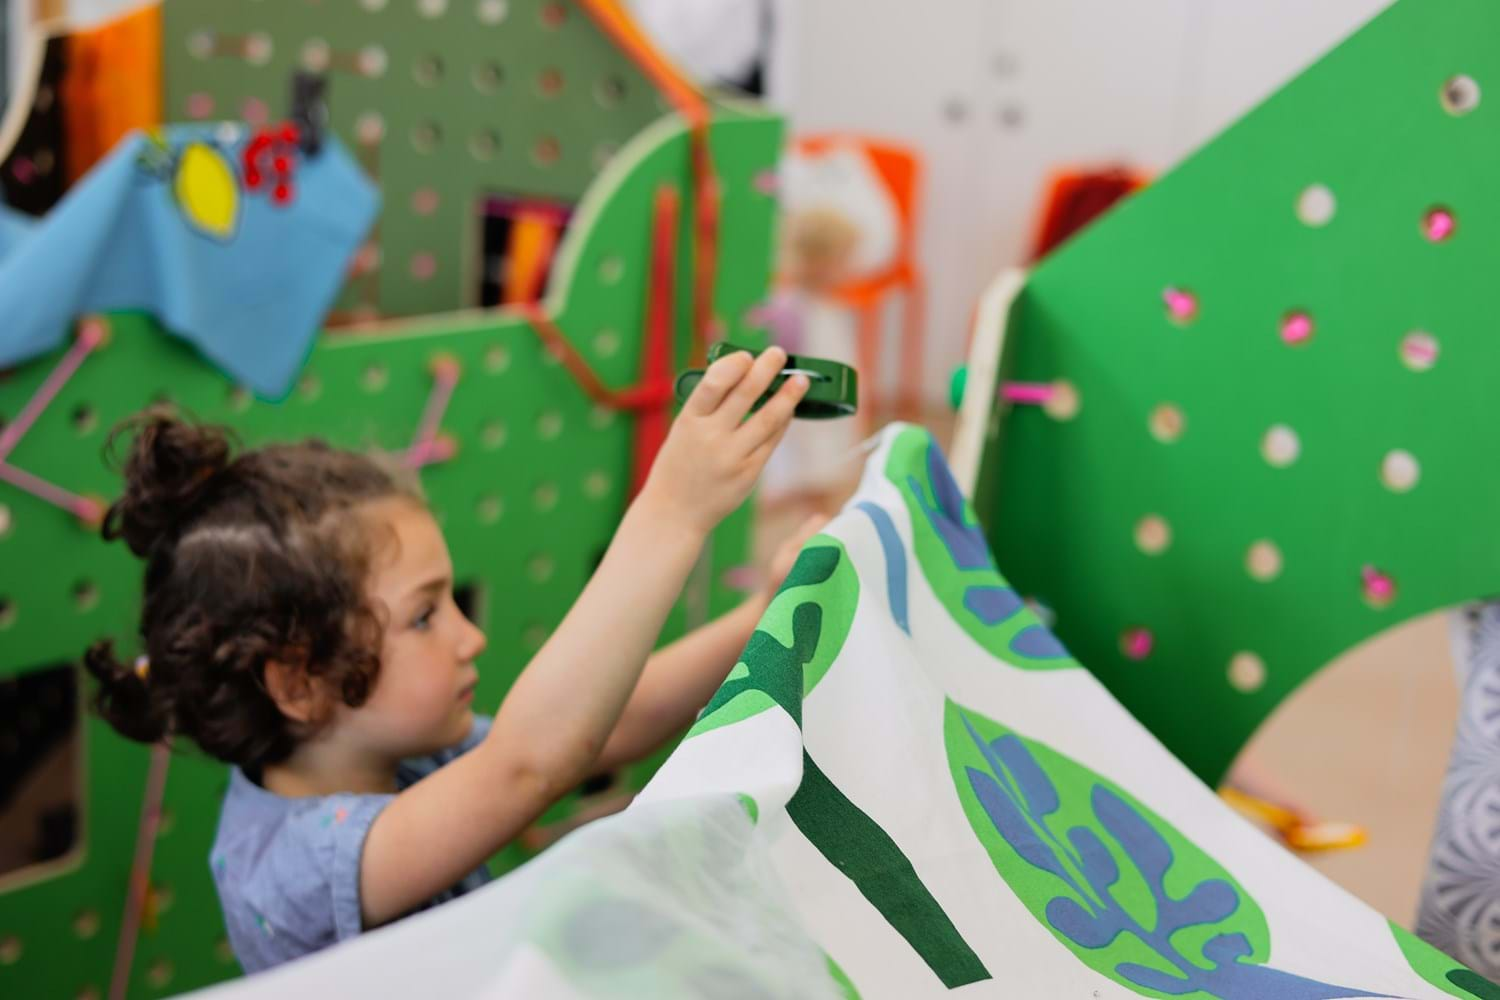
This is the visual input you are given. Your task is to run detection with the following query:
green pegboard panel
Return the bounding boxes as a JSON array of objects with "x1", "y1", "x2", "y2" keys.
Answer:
[
  {"x1": 969, "y1": 0, "x2": 1500, "y2": 784},
  {"x1": 0, "y1": 105, "x2": 783, "y2": 998},
  {"x1": 162, "y1": 0, "x2": 680, "y2": 320}
]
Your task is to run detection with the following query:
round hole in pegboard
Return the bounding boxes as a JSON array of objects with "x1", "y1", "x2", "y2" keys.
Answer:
[
  {"x1": 539, "y1": 1, "x2": 567, "y2": 28},
  {"x1": 1400, "y1": 331, "x2": 1439, "y2": 371},
  {"x1": 1382, "y1": 449, "x2": 1421, "y2": 492},
  {"x1": 411, "y1": 121, "x2": 442, "y2": 154},
  {"x1": 1363, "y1": 566, "x2": 1398, "y2": 609},
  {"x1": 186, "y1": 93, "x2": 215, "y2": 119},
  {"x1": 472, "y1": 61, "x2": 504, "y2": 94},
  {"x1": 590, "y1": 406, "x2": 617, "y2": 430},
  {"x1": 537, "y1": 411, "x2": 564, "y2": 440},
  {"x1": 146, "y1": 958, "x2": 174, "y2": 988},
  {"x1": 470, "y1": 129, "x2": 501, "y2": 161},
  {"x1": 356, "y1": 112, "x2": 386, "y2": 146},
  {"x1": 1423, "y1": 206, "x2": 1457, "y2": 243},
  {"x1": 0, "y1": 935, "x2": 20, "y2": 964},
  {"x1": 1119, "y1": 627, "x2": 1154, "y2": 661},
  {"x1": 1148, "y1": 404, "x2": 1184, "y2": 443},
  {"x1": 1163, "y1": 286, "x2": 1198, "y2": 325},
  {"x1": 1441, "y1": 75, "x2": 1481, "y2": 116},
  {"x1": 1280, "y1": 310, "x2": 1314, "y2": 347},
  {"x1": 301, "y1": 38, "x2": 331, "y2": 72},
  {"x1": 73, "y1": 581, "x2": 99, "y2": 613},
  {"x1": 1246, "y1": 540, "x2": 1283, "y2": 582},
  {"x1": 523, "y1": 623, "x2": 549, "y2": 651},
  {"x1": 476, "y1": 0, "x2": 508, "y2": 24},
  {"x1": 942, "y1": 97, "x2": 970, "y2": 125},
  {"x1": 584, "y1": 471, "x2": 610, "y2": 500},
  {"x1": 592, "y1": 143, "x2": 619, "y2": 171},
  {"x1": 361, "y1": 0, "x2": 389, "y2": 9},
  {"x1": 418, "y1": 0, "x2": 449, "y2": 16},
  {"x1": 527, "y1": 554, "x2": 555, "y2": 582},
  {"x1": 359, "y1": 45, "x2": 389, "y2": 78},
  {"x1": 187, "y1": 30, "x2": 214, "y2": 59},
  {"x1": 596, "y1": 75, "x2": 627, "y2": 108},
  {"x1": 0, "y1": 503, "x2": 11, "y2": 539},
  {"x1": 480, "y1": 420, "x2": 507, "y2": 449},
  {"x1": 245, "y1": 32, "x2": 274, "y2": 65},
  {"x1": 35, "y1": 84, "x2": 54, "y2": 113},
  {"x1": 1042, "y1": 381, "x2": 1080, "y2": 421},
  {"x1": 995, "y1": 103, "x2": 1025, "y2": 130},
  {"x1": 215, "y1": 937, "x2": 236, "y2": 964},
  {"x1": 484, "y1": 344, "x2": 511, "y2": 373},
  {"x1": 593, "y1": 329, "x2": 620, "y2": 358},
  {"x1": 411, "y1": 187, "x2": 440, "y2": 216},
  {"x1": 532, "y1": 136, "x2": 562, "y2": 167},
  {"x1": 413, "y1": 53, "x2": 444, "y2": 86},
  {"x1": 227, "y1": 385, "x2": 252, "y2": 413},
  {"x1": 0, "y1": 597, "x2": 16, "y2": 630},
  {"x1": 598, "y1": 256, "x2": 625, "y2": 286},
  {"x1": 241, "y1": 96, "x2": 270, "y2": 126},
  {"x1": 71, "y1": 403, "x2": 98, "y2": 435},
  {"x1": 1261, "y1": 425, "x2": 1300, "y2": 468},
  {"x1": 537, "y1": 68, "x2": 565, "y2": 97},
  {"x1": 1296, "y1": 184, "x2": 1337, "y2": 227},
  {"x1": 409, "y1": 252, "x2": 437, "y2": 281},
  {"x1": 1134, "y1": 516, "x2": 1171, "y2": 556},
  {"x1": 76, "y1": 986, "x2": 100, "y2": 1000},
  {"x1": 362, "y1": 363, "x2": 389, "y2": 393},
  {"x1": 156, "y1": 806, "x2": 175, "y2": 837},
  {"x1": 534, "y1": 482, "x2": 559, "y2": 512},
  {"x1": 1228, "y1": 653, "x2": 1267, "y2": 693},
  {"x1": 475, "y1": 495, "x2": 504, "y2": 525},
  {"x1": 298, "y1": 374, "x2": 323, "y2": 401},
  {"x1": 72, "y1": 909, "x2": 100, "y2": 940}
]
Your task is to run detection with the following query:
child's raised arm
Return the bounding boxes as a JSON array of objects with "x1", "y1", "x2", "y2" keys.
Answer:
[{"x1": 357, "y1": 348, "x2": 808, "y2": 927}]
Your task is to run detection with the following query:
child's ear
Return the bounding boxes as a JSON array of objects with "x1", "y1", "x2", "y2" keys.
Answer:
[{"x1": 263, "y1": 658, "x2": 332, "y2": 725}]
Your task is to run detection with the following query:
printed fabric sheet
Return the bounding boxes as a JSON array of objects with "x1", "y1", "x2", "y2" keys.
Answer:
[{"x1": 193, "y1": 425, "x2": 1491, "y2": 999}]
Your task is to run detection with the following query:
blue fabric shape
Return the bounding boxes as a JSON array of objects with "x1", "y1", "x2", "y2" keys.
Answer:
[
  {"x1": 964, "y1": 586, "x2": 1024, "y2": 626},
  {"x1": 855, "y1": 501, "x2": 909, "y2": 635},
  {"x1": 0, "y1": 125, "x2": 377, "y2": 398},
  {"x1": 1011, "y1": 625, "x2": 1072, "y2": 660}
]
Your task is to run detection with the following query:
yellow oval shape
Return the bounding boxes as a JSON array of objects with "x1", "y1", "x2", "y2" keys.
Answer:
[{"x1": 174, "y1": 144, "x2": 239, "y2": 239}]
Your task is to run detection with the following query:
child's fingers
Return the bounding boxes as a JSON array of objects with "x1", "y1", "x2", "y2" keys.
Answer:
[
  {"x1": 744, "y1": 408, "x2": 797, "y2": 474},
  {"x1": 684, "y1": 352, "x2": 755, "y2": 416},
  {"x1": 719, "y1": 348, "x2": 789, "y2": 425},
  {"x1": 738, "y1": 373, "x2": 808, "y2": 453}
]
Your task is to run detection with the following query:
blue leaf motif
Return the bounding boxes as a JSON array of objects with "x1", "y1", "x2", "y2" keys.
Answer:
[
  {"x1": 967, "y1": 767, "x2": 1072, "y2": 884},
  {"x1": 994, "y1": 735, "x2": 1059, "y2": 818},
  {"x1": 1048, "y1": 896, "x2": 1118, "y2": 949}
]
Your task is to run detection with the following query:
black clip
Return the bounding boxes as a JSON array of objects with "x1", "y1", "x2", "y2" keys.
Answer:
[{"x1": 290, "y1": 72, "x2": 329, "y2": 157}]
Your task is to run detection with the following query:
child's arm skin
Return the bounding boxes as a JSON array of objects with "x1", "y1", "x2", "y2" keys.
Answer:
[
  {"x1": 360, "y1": 349, "x2": 808, "y2": 927},
  {"x1": 590, "y1": 514, "x2": 826, "y2": 773}
]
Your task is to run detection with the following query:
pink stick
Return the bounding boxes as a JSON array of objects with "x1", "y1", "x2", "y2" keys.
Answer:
[
  {"x1": 0, "y1": 462, "x2": 102, "y2": 522},
  {"x1": 405, "y1": 362, "x2": 461, "y2": 468},
  {"x1": 0, "y1": 321, "x2": 105, "y2": 463},
  {"x1": 1001, "y1": 382, "x2": 1057, "y2": 406},
  {"x1": 108, "y1": 743, "x2": 172, "y2": 1000}
]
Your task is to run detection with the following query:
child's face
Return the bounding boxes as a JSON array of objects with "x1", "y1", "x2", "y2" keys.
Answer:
[{"x1": 342, "y1": 497, "x2": 487, "y2": 760}]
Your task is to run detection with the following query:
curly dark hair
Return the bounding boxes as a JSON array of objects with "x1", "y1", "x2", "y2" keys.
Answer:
[{"x1": 83, "y1": 410, "x2": 421, "y2": 772}]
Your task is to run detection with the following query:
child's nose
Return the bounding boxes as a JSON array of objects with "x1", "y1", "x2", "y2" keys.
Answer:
[{"x1": 458, "y1": 616, "x2": 487, "y2": 662}]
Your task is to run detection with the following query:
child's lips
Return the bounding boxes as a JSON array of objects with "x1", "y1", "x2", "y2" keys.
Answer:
[{"x1": 457, "y1": 681, "x2": 478, "y2": 703}]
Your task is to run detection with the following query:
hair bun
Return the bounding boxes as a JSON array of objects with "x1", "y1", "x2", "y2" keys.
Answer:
[{"x1": 103, "y1": 410, "x2": 235, "y2": 556}]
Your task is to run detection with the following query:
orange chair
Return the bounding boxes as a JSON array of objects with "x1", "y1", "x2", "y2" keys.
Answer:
[{"x1": 792, "y1": 135, "x2": 926, "y2": 426}]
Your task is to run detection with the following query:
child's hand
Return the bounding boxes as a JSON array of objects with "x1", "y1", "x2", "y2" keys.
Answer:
[
  {"x1": 762, "y1": 514, "x2": 830, "y2": 603},
  {"x1": 640, "y1": 348, "x2": 809, "y2": 536}
]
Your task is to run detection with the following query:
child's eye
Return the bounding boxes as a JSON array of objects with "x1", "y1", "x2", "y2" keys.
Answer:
[{"x1": 412, "y1": 605, "x2": 436, "y2": 631}]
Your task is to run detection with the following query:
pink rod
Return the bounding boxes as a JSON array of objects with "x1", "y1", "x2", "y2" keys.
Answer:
[
  {"x1": 0, "y1": 322, "x2": 104, "y2": 463},
  {"x1": 108, "y1": 743, "x2": 172, "y2": 1000},
  {"x1": 0, "y1": 462, "x2": 102, "y2": 521},
  {"x1": 405, "y1": 363, "x2": 461, "y2": 468},
  {"x1": 1001, "y1": 382, "x2": 1056, "y2": 406}
]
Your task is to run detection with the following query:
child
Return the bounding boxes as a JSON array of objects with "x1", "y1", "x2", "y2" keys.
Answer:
[{"x1": 84, "y1": 348, "x2": 818, "y2": 973}]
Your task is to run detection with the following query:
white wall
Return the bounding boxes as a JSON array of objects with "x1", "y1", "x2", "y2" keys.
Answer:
[{"x1": 772, "y1": 0, "x2": 1395, "y2": 405}]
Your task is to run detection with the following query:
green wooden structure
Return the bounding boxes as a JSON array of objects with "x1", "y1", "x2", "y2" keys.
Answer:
[
  {"x1": 961, "y1": 0, "x2": 1496, "y2": 784},
  {"x1": 0, "y1": 3, "x2": 783, "y2": 998}
]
